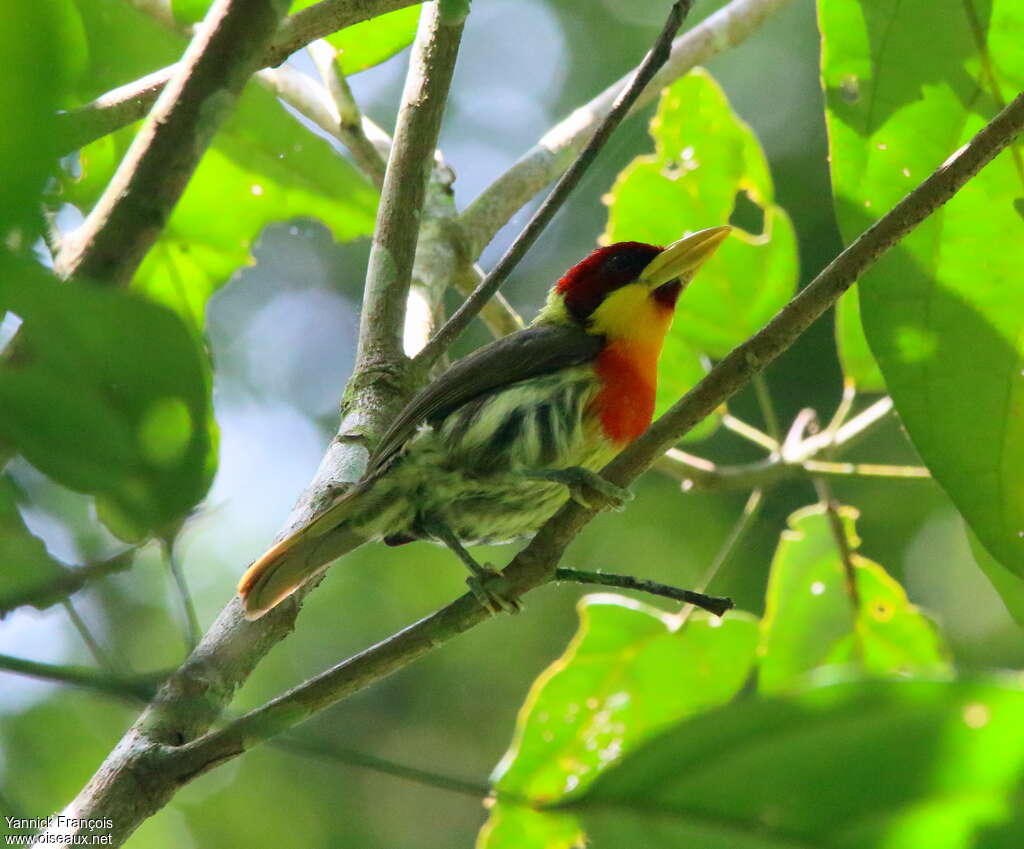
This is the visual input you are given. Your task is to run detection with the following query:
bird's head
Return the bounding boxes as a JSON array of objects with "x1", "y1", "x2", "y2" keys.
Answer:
[{"x1": 537, "y1": 226, "x2": 731, "y2": 343}]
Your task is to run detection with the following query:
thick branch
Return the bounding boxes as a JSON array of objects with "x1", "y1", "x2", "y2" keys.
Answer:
[
  {"x1": 55, "y1": 0, "x2": 419, "y2": 156},
  {"x1": 414, "y1": 0, "x2": 694, "y2": 368},
  {"x1": 458, "y1": 0, "x2": 793, "y2": 258},
  {"x1": 359, "y1": 3, "x2": 464, "y2": 367},
  {"x1": 55, "y1": 0, "x2": 292, "y2": 286},
  {"x1": 171, "y1": 89, "x2": 1024, "y2": 784}
]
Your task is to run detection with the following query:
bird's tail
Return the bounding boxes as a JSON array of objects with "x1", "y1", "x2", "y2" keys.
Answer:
[{"x1": 238, "y1": 491, "x2": 371, "y2": 620}]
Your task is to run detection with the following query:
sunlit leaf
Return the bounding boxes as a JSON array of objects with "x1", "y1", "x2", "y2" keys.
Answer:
[
  {"x1": 759, "y1": 505, "x2": 950, "y2": 693},
  {"x1": 573, "y1": 679, "x2": 1024, "y2": 848},
  {"x1": 492, "y1": 595, "x2": 758, "y2": 803},
  {"x1": 65, "y1": 79, "x2": 377, "y2": 327},
  {"x1": 604, "y1": 69, "x2": 797, "y2": 441},
  {"x1": 477, "y1": 803, "x2": 583, "y2": 849},
  {"x1": 821, "y1": 0, "x2": 1024, "y2": 577},
  {"x1": 0, "y1": 260, "x2": 216, "y2": 538},
  {"x1": 290, "y1": 1, "x2": 422, "y2": 74}
]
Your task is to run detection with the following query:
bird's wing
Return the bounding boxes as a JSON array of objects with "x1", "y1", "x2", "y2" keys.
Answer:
[{"x1": 366, "y1": 323, "x2": 603, "y2": 476}]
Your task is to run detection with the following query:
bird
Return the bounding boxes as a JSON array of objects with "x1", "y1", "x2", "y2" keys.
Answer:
[{"x1": 238, "y1": 226, "x2": 731, "y2": 619}]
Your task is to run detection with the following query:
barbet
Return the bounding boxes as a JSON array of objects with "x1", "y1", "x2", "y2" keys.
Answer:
[{"x1": 239, "y1": 226, "x2": 730, "y2": 618}]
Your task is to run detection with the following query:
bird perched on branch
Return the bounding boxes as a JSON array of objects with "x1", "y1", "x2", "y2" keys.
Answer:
[{"x1": 239, "y1": 226, "x2": 730, "y2": 619}]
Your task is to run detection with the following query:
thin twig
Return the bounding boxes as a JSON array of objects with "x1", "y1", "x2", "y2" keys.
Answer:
[
  {"x1": 0, "y1": 653, "x2": 163, "y2": 702},
  {"x1": 721, "y1": 413, "x2": 778, "y2": 451},
  {"x1": 308, "y1": 41, "x2": 388, "y2": 186},
  {"x1": 457, "y1": 0, "x2": 794, "y2": 258},
  {"x1": 163, "y1": 540, "x2": 201, "y2": 652},
  {"x1": 413, "y1": 1, "x2": 694, "y2": 369},
  {"x1": 553, "y1": 567, "x2": 733, "y2": 616},
  {"x1": 752, "y1": 374, "x2": 781, "y2": 442},
  {"x1": 673, "y1": 488, "x2": 763, "y2": 627},
  {"x1": 61, "y1": 600, "x2": 116, "y2": 671},
  {"x1": 275, "y1": 734, "x2": 491, "y2": 798},
  {"x1": 56, "y1": 0, "x2": 292, "y2": 286},
  {"x1": 802, "y1": 460, "x2": 929, "y2": 478}
]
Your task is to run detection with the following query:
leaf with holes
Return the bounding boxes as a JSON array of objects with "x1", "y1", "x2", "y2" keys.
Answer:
[
  {"x1": 0, "y1": 260, "x2": 216, "y2": 538},
  {"x1": 604, "y1": 69, "x2": 798, "y2": 360},
  {"x1": 759, "y1": 505, "x2": 950, "y2": 693},
  {"x1": 821, "y1": 0, "x2": 1024, "y2": 577},
  {"x1": 572, "y1": 678, "x2": 1024, "y2": 848},
  {"x1": 491, "y1": 595, "x2": 758, "y2": 803}
]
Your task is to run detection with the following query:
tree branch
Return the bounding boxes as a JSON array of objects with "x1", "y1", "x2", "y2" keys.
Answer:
[
  {"x1": 169, "y1": 89, "x2": 1024, "y2": 788},
  {"x1": 0, "y1": 551, "x2": 134, "y2": 618},
  {"x1": 54, "y1": 0, "x2": 419, "y2": 156},
  {"x1": 413, "y1": 0, "x2": 694, "y2": 369},
  {"x1": 358, "y1": 3, "x2": 464, "y2": 368},
  {"x1": 457, "y1": 0, "x2": 794, "y2": 258},
  {"x1": 55, "y1": 0, "x2": 292, "y2": 286}
]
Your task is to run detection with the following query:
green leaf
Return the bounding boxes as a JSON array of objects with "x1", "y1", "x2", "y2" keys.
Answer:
[
  {"x1": 575, "y1": 679, "x2": 1024, "y2": 848},
  {"x1": 969, "y1": 527, "x2": 1024, "y2": 629},
  {"x1": 604, "y1": 69, "x2": 798, "y2": 360},
  {"x1": 66, "y1": 83, "x2": 377, "y2": 326},
  {"x1": 290, "y1": 1, "x2": 422, "y2": 74},
  {"x1": 0, "y1": 260, "x2": 216, "y2": 538},
  {"x1": 0, "y1": 477, "x2": 72, "y2": 614},
  {"x1": 759, "y1": 505, "x2": 950, "y2": 693},
  {"x1": 1, "y1": 0, "x2": 81, "y2": 239},
  {"x1": 71, "y1": 0, "x2": 183, "y2": 103},
  {"x1": 477, "y1": 804, "x2": 583, "y2": 849},
  {"x1": 491, "y1": 595, "x2": 758, "y2": 803},
  {"x1": 836, "y1": 290, "x2": 886, "y2": 391},
  {"x1": 821, "y1": 0, "x2": 1024, "y2": 576}
]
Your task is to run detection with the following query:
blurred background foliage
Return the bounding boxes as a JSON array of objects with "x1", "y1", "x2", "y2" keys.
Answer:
[{"x1": 2, "y1": 0, "x2": 1023, "y2": 847}]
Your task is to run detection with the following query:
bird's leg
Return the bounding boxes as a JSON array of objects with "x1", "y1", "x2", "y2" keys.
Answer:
[
  {"x1": 526, "y1": 467, "x2": 633, "y2": 512},
  {"x1": 419, "y1": 517, "x2": 521, "y2": 615}
]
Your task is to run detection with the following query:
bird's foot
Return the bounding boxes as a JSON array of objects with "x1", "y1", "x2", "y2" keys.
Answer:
[
  {"x1": 530, "y1": 467, "x2": 633, "y2": 512},
  {"x1": 466, "y1": 564, "x2": 522, "y2": 615}
]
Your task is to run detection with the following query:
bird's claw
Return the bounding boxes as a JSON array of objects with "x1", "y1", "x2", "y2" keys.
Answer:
[
  {"x1": 568, "y1": 476, "x2": 633, "y2": 513},
  {"x1": 466, "y1": 565, "x2": 522, "y2": 615}
]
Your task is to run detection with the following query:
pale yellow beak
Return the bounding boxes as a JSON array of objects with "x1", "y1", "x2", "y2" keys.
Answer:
[{"x1": 638, "y1": 226, "x2": 731, "y2": 289}]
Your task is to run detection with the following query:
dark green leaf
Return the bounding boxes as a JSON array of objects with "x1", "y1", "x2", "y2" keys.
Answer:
[
  {"x1": 1, "y1": 0, "x2": 81, "y2": 239},
  {"x1": 969, "y1": 527, "x2": 1024, "y2": 629},
  {"x1": 576, "y1": 679, "x2": 1024, "y2": 848},
  {"x1": 759, "y1": 506, "x2": 950, "y2": 693},
  {"x1": 0, "y1": 260, "x2": 216, "y2": 537},
  {"x1": 821, "y1": 0, "x2": 1024, "y2": 575},
  {"x1": 0, "y1": 477, "x2": 72, "y2": 614}
]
